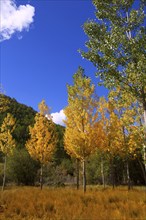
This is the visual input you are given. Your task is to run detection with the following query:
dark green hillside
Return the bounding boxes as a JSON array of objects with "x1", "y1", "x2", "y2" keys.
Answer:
[
  {"x1": 0, "y1": 94, "x2": 70, "y2": 185},
  {"x1": 0, "y1": 94, "x2": 36, "y2": 148},
  {"x1": 0, "y1": 94, "x2": 66, "y2": 151}
]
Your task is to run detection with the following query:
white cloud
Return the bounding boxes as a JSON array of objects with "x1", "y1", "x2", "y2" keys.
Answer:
[
  {"x1": 51, "y1": 109, "x2": 66, "y2": 126},
  {"x1": 0, "y1": 0, "x2": 35, "y2": 41}
]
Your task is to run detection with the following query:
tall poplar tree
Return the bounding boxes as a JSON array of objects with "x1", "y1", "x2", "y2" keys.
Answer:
[
  {"x1": 0, "y1": 113, "x2": 16, "y2": 191},
  {"x1": 81, "y1": 0, "x2": 146, "y2": 170},
  {"x1": 108, "y1": 89, "x2": 145, "y2": 187},
  {"x1": 64, "y1": 67, "x2": 101, "y2": 192},
  {"x1": 26, "y1": 100, "x2": 57, "y2": 189},
  {"x1": 98, "y1": 95, "x2": 144, "y2": 188}
]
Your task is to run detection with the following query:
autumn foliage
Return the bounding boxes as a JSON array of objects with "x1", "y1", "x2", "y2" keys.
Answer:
[
  {"x1": 64, "y1": 67, "x2": 103, "y2": 191},
  {"x1": 26, "y1": 100, "x2": 57, "y2": 189}
]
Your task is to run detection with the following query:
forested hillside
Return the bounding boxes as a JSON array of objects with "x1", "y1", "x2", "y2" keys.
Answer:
[
  {"x1": 0, "y1": 94, "x2": 36, "y2": 148},
  {"x1": 0, "y1": 94, "x2": 66, "y2": 149},
  {"x1": 0, "y1": 94, "x2": 145, "y2": 187},
  {"x1": 0, "y1": 94, "x2": 70, "y2": 186}
]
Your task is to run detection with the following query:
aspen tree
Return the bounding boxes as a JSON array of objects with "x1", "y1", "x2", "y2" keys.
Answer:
[
  {"x1": 98, "y1": 98, "x2": 126, "y2": 188},
  {"x1": 109, "y1": 89, "x2": 144, "y2": 187},
  {"x1": 81, "y1": 0, "x2": 146, "y2": 170},
  {"x1": 98, "y1": 92, "x2": 144, "y2": 188},
  {"x1": 26, "y1": 100, "x2": 57, "y2": 189},
  {"x1": 0, "y1": 113, "x2": 16, "y2": 191},
  {"x1": 0, "y1": 85, "x2": 10, "y2": 113},
  {"x1": 64, "y1": 67, "x2": 101, "y2": 192}
]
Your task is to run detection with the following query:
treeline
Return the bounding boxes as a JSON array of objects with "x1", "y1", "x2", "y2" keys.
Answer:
[
  {"x1": 0, "y1": 86, "x2": 145, "y2": 190},
  {"x1": 63, "y1": 68, "x2": 145, "y2": 192},
  {"x1": 0, "y1": 94, "x2": 69, "y2": 187},
  {"x1": 0, "y1": 0, "x2": 145, "y2": 191}
]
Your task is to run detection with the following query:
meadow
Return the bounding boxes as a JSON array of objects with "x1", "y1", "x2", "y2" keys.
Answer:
[{"x1": 0, "y1": 186, "x2": 145, "y2": 220}]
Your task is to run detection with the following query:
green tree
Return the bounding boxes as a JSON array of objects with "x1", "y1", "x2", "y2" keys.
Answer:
[
  {"x1": 26, "y1": 100, "x2": 57, "y2": 189},
  {"x1": 53, "y1": 125, "x2": 70, "y2": 166},
  {"x1": 7, "y1": 148, "x2": 39, "y2": 185},
  {"x1": 81, "y1": 0, "x2": 146, "y2": 168},
  {"x1": 64, "y1": 67, "x2": 101, "y2": 192},
  {"x1": 0, "y1": 113, "x2": 16, "y2": 190}
]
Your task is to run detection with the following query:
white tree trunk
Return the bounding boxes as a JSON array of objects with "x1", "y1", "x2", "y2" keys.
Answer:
[
  {"x1": 127, "y1": 160, "x2": 131, "y2": 190},
  {"x1": 83, "y1": 159, "x2": 86, "y2": 193},
  {"x1": 143, "y1": 109, "x2": 146, "y2": 172},
  {"x1": 101, "y1": 157, "x2": 105, "y2": 188},
  {"x1": 40, "y1": 165, "x2": 43, "y2": 190},
  {"x1": 76, "y1": 159, "x2": 80, "y2": 190},
  {"x1": 2, "y1": 156, "x2": 6, "y2": 191}
]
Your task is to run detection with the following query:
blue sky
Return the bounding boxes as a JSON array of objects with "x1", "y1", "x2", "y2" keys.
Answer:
[{"x1": 0, "y1": 0, "x2": 109, "y2": 125}]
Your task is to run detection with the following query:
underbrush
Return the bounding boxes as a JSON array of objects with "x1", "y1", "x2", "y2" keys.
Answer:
[{"x1": 0, "y1": 186, "x2": 145, "y2": 220}]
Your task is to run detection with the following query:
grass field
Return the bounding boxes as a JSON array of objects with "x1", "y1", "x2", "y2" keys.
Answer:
[{"x1": 0, "y1": 186, "x2": 145, "y2": 220}]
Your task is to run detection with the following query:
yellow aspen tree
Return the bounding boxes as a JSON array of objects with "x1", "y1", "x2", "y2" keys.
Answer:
[
  {"x1": 81, "y1": 0, "x2": 146, "y2": 167},
  {"x1": 0, "y1": 113, "x2": 16, "y2": 191},
  {"x1": 64, "y1": 67, "x2": 101, "y2": 192},
  {"x1": 98, "y1": 97, "x2": 126, "y2": 188},
  {"x1": 109, "y1": 89, "x2": 143, "y2": 150},
  {"x1": 0, "y1": 85, "x2": 10, "y2": 113},
  {"x1": 108, "y1": 89, "x2": 144, "y2": 188},
  {"x1": 93, "y1": 97, "x2": 109, "y2": 188},
  {"x1": 97, "y1": 97, "x2": 120, "y2": 155},
  {"x1": 98, "y1": 92, "x2": 144, "y2": 188},
  {"x1": 109, "y1": 88, "x2": 144, "y2": 150},
  {"x1": 38, "y1": 99, "x2": 51, "y2": 117},
  {"x1": 121, "y1": 104, "x2": 145, "y2": 187},
  {"x1": 26, "y1": 100, "x2": 57, "y2": 189}
]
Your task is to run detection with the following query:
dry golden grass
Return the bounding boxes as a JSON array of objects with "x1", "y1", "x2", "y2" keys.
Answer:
[{"x1": 0, "y1": 186, "x2": 145, "y2": 220}]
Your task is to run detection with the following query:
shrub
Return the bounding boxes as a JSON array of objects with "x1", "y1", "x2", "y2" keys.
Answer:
[{"x1": 7, "y1": 149, "x2": 39, "y2": 185}]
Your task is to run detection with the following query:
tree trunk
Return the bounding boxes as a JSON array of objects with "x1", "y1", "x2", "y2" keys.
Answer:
[
  {"x1": 109, "y1": 142, "x2": 115, "y2": 188},
  {"x1": 143, "y1": 144, "x2": 146, "y2": 173},
  {"x1": 111, "y1": 159, "x2": 115, "y2": 189},
  {"x1": 138, "y1": 159, "x2": 146, "y2": 185},
  {"x1": 83, "y1": 159, "x2": 86, "y2": 193},
  {"x1": 143, "y1": 100, "x2": 146, "y2": 172},
  {"x1": 126, "y1": 160, "x2": 131, "y2": 190},
  {"x1": 101, "y1": 157, "x2": 105, "y2": 188},
  {"x1": 2, "y1": 156, "x2": 7, "y2": 191},
  {"x1": 76, "y1": 158, "x2": 80, "y2": 190},
  {"x1": 40, "y1": 164, "x2": 43, "y2": 190}
]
